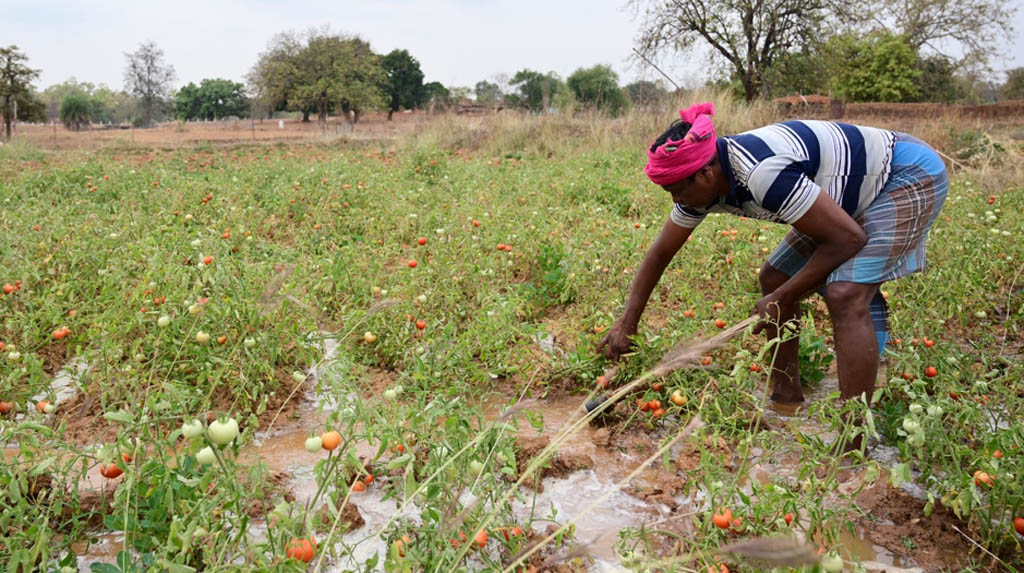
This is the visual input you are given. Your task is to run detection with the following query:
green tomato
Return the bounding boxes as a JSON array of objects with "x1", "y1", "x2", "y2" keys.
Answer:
[
  {"x1": 181, "y1": 419, "x2": 204, "y2": 439},
  {"x1": 383, "y1": 389, "x2": 398, "y2": 400},
  {"x1": 927, "y1": 405, "x2": 944, "y2": 416},
  {"x1": 902, "y1": 418, "x2": 920, "y2": 433},
  {"x1": 158, "y1": 315, "x2": 171, "y2": 327},
  {"x1": 243, "y1": 337, "x2": 256, "y2": 348},
  {"x1": 469, "y1": 460, "x2": 484, "y2": 476},
  {"x1": 6, "y1": 351, "x2": 21, "y2": 362},
  {"x1": 208, "y1": 418, "x2": 239, "y2": 445},
  {"x1": 908, "y1": 403, "x2": 923, "y2": 415},
  {"x1": 305, "y1": 436, "x2": 323, "y2": 452},
  {"x1": 196, "y1": 331, "x2": 210, "y2": 344},
  {"x1": 292, "y1": 370, "x2": 306, "y2": 383},
  {"x1": 820, "y1": 554, "x2": 844, "y2": 572},
  {"x1": 196, "y1": 446, "x2": 216, "y2": 465}
]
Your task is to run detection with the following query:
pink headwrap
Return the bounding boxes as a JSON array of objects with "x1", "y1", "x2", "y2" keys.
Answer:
[{"x1": 645, "y1": 102, "x2": 717, "y2": 185}]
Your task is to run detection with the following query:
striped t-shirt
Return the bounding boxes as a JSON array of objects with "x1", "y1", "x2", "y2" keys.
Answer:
[{"x1": 670, "y1": 121, "x2": 898, "y2": 229}]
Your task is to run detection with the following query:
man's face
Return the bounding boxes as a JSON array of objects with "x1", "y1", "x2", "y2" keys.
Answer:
[{"x1": 662, "y1": 165, "x2": 720, "y2": 210}]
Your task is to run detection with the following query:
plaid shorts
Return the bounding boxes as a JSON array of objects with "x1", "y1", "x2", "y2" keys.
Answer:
[{"x1": 767, "y1": 133, "x2": 949, "y2": 285}]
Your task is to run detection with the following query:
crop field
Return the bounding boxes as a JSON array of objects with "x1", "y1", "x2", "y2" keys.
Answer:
[{"x1": 1, "y1": 107, "x2": 1023, "y2": 572}]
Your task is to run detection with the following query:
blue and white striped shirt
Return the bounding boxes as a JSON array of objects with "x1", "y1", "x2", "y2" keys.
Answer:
[{"x1": 670, "y1": 121, "x2": 898, "y2": 229}]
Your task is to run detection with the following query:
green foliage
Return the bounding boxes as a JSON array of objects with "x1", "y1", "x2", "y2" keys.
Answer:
[
  {"x1": 422, "y1": 81, "x2": 452, "y2": 109},
  {"x1": 624, "y1": 80, "x2": 668, "y2": 109},
  {"x1": 173, "y1": 78, "x2": 249, "y2": 121},
  {"x1": 59, "y1": 93, "x2": 93, "y2": 131},
  {"x1": 915, "y1": 55, "x2": 971, "y2": 103},
  {"x1": 827, "y1": 32, "x2": 921, "y2": 102},
  {"x1": 761, "y1": 47, "x2": 830, "y2": 98},
  {"x1": 381, "y1": 49, "x2": 426, "y2": 115},
  {"x1": 123, "y1": 41, "x2": 176, "y2": 127},
  {"x1": 1000, "y1": 67, "x2": 1024, "y2": 101},
  {"x1": 797, "y1": 314, "x2": 833, "y2": 386},
  {"x1": 248, "y1": 31, "x2": 385, "y2": 124},
  {"x1": 0, "y1": 45, "x2": 43, "y2": 140},
  {"x1": 474, "y1": 80, "x2": 502, "y2": 105},
  {"x1": 509, "y1": 69, "x2": 564, "y2": 112},
  {"x1": 521, "y1": 241, "x2": 574, "y2": 314},
  {"x1": 566, "y1": 64, "x2": 627, "y2": 116}
]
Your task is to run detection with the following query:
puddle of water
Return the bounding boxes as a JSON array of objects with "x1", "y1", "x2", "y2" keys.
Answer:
[
  {"x1": 73, "y1": 532, "x2": 124, "y2": 570},
  {"x1": 839, "y1": 527, "x2": 906, "y2": 570}
]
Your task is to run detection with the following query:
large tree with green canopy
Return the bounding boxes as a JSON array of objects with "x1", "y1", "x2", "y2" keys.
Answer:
[
  {"x1": 0, "y1": 45, "x2": 43, "y2": 141},
  {"x1": 380, "y1": 49, "x2": 425, "y2": 120}
]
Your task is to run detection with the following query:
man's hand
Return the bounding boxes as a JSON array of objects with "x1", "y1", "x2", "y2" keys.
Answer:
[
  {"x1": 597, "y1": 321, "x2": 638, "y2": 360},
  {"x1": 752, "y1": 293, "x2": 798, "y2": 336}
]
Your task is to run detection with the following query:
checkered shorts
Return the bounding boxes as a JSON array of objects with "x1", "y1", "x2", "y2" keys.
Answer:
[{"x1": 767, "y1": 134, "x2": 949, "y2": 285}]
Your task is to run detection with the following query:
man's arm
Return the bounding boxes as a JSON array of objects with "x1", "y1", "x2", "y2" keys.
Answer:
[
  {"x1": 756, "y1": 192, "x2": 866, "y2": 324},
  {"x1": 599, "y1": 218, "x2": 694, "y2": 359}
]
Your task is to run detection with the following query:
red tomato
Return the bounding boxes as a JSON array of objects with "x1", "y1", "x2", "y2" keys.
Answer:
[
  {"x1": 474, "y1": 529, "x2": 487, "y2": 548},
  {"x1": 408, "y1": 260, "x2": 417, "y2": 268},
  {"x1": 415, "y1": 320, "x2": 426, "y2": 330},
  {"x1": 923, "y1": 338, "x2": 934, "y2": 348},
  {"x1": 924, "y1": 366, "x2": 938, "y2": 378},
  {"x1": 285, "y1": 537, "x2": 315, "y2": 562},
  {"x1": 973, "y1": 470, "x2": 994, "y2": 487},
  {"x1": 321, "y1": 430, "x2": 341, "y2": 451},
  {"x1": 472, "y1": 220, "x2": 480, "y2": 227},
  {"x1": 993, "y1": 450, "x2": 1003, "y2": 459},
  {"x1": 712, "y1": 508, "x2": 732, "y2": 529},
  {"x1": 596, "y1": 376, "x2": 608, "y2": 389},
  {"x1": 0, "y1": 401, "x2": 13, "y2": 415},
  {"x1": 99, "y1": 464, "x2": 123, "y2": 479},
  {"x1": 749, "y1": 363, "x2": 762, "y2": 373},
  {"x1": 784, "y1": 512, "x2": 794, "y2": 525},
  {"x1": 417, "y1": 237, "x2": 427, "y2": 246},
  {"x1": 1014, "y1": 517, "x2": 1024, "y2": 536},
  {"x1": 203, "y1": 256, "x2": 213, "y2": 265},
  {"x1": 638, "y1": 399, "x2": 650, "y2": 411},
  {"x1": 714, "y1": 319, "x2": 727, "y2": 328},
  {"x1": 351, "y1": 480, "x2": 367, "y2": 493},
  {"x1": 651, "y1": 382, "x2": 664, "y2": 391}
]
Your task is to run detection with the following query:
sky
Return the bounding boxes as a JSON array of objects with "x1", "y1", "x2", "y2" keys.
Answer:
[{"x1": 6, "y1": 0, "x2": 1024, "y2": 94}]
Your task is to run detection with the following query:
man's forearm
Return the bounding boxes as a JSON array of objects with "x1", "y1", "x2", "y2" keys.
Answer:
[
  {"x1": 622, "y1": 249, "x2": 674, "y2": 326},
  {"x1": 774, "y1": 239, "x2": 864, "y2": 303}
]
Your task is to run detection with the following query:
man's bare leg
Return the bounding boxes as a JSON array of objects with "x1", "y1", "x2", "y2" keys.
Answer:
[
  {"x1": 759, "y1": 264, "x2": 804, "y2": 403},
  {"x1": 824, "y1": 281, "x2": 882, "y2": 401}
]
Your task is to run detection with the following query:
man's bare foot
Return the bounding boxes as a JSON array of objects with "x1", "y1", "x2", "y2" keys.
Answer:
[
  {"x1": 770, "y1": 383, "x2": 805, "y2": 404},
  {"x1": 771, "y1": 390, "x2": 805, "y2": 403}
]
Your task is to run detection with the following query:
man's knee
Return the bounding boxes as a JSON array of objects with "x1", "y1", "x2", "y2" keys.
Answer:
[
  {"x1": 759, "y1": 263, "x2": 788, "y2": 295},
  {"x1": 824, "y1": 282, "x2": 878, "y2": 317}
]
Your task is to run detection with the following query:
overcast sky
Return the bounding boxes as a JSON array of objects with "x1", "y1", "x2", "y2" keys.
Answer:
[{"x1": 7, "y1": 0, "x2": 1024, "y2": 93}]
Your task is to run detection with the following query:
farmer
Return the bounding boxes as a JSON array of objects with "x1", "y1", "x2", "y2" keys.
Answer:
[{"x1": 598, "y1": 102, "x2": 948, "y2": 404}]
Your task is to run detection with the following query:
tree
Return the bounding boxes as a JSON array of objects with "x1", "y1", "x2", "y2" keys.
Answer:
[
  {"x1": 1001, "y1": 67, "x2": 1024, "y2": 101},
  {"x1": 175, "y1": 78, "x2": 248, "y2": 120},
  {"x1": 846, "y1": 0, "x2": 1016, "y2": 74},
  {"x1": 474, "y1": 80, "x2": 502, "y2": 105},
  {"x1": 630, "y1": 0, "x2": 827, "y2": 102},
  {"x1": 0, "y1": 45, "x2": 42, "y2": 141},
  {"x1": 60, "y1": 94, "x2": 92, "y2": 131},
  {"x1": 250, "y1": 29, "x2": 385, "y2": 125},
  {"x1": 624, "y1": 80, "x2": 668, "y2": 109},
  {"x1": 509, "y1": 69, "x2": 564, "y2": 112},
  {"x1": 567, "y1": 65, "x2": 628, "y2": 116},
  {"x1": 760, "y1": 46, "x2": 831, "y2": 98},
  {"x1": 422, "y1": 81, "x2": 452, "y2": 111},
  {"x1": 827, "y1": 32, "x2": 921, "y2": 102},
  {"x1": 123, "y1": 41, "x2": 176, "y2": 127},
  {"x1": 247, "y1": 31, "x2": 304, "y2": 119},
  {"x1": 380, "y1": 49, "x2": 425, "y2": 120},
  {"x1": 915, "y1": 55, "x2": 971, "y2": 102}
]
